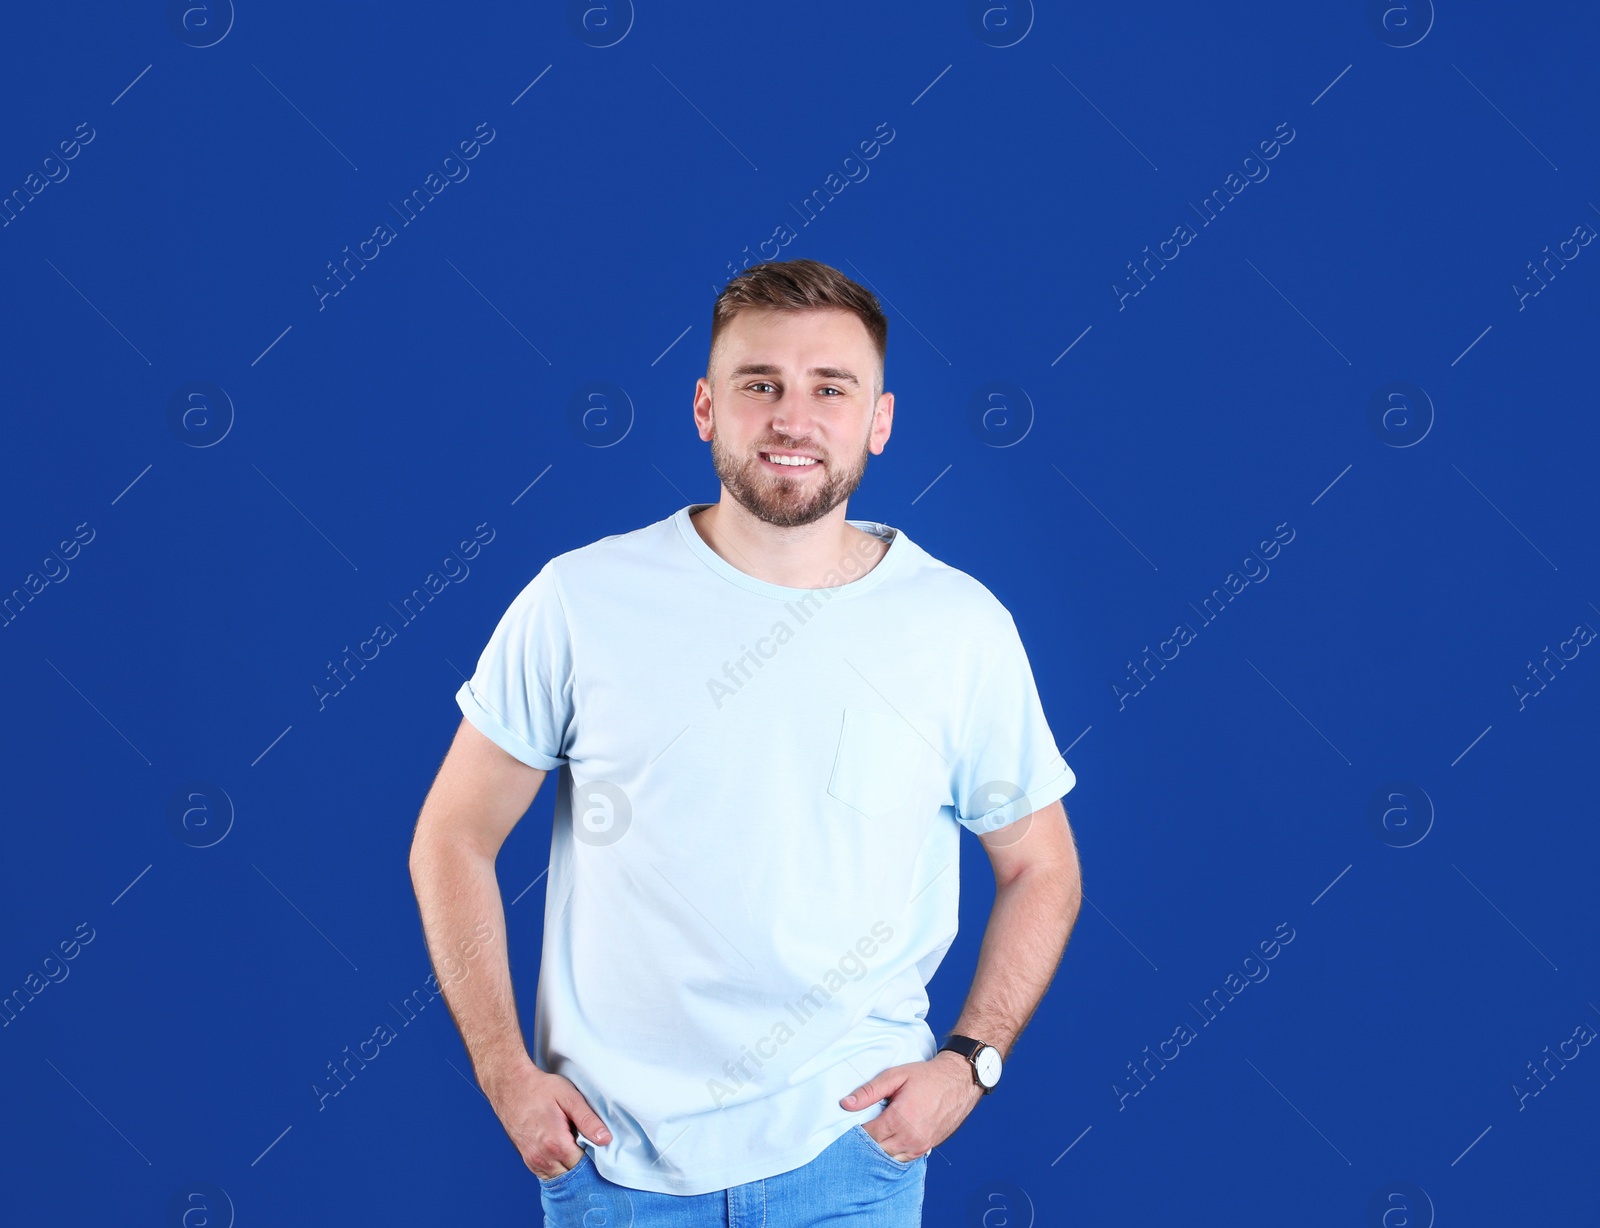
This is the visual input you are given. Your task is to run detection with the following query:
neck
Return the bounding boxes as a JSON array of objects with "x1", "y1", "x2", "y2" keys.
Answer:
[{"x1": 690, "y1": 499, "x2": 887, "y2": 590}]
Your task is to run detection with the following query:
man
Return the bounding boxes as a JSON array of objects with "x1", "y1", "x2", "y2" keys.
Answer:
[{"x1": 409, "y1": 258, "x2": 1082, "y2": 1225}]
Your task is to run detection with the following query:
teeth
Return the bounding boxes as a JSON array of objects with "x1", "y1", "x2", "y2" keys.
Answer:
[{"x1": 764, "y1": 454, "x2": 818, "y2": 467}]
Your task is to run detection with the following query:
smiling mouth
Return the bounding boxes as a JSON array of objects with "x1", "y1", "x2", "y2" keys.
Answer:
[{"x1": 759, "y1": 452, "x2": 822, "y2": 472}]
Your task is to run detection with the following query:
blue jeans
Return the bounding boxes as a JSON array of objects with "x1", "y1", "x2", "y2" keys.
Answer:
[{"x1": 538, "y1": 1124, "x2": 928, "y2": 1226}]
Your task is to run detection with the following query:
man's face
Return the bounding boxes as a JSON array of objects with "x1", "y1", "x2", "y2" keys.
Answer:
[{"x1": 694, "y1": 307, "x2": 892, "y2": 529}]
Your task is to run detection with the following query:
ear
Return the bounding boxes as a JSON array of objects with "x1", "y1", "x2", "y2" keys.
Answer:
[
  {"x1": 693, "y1": 377, "x2": 715, "y2": 442},
  {"x1": 869, "y1": 390, "x2": 894, "y2": 455}
]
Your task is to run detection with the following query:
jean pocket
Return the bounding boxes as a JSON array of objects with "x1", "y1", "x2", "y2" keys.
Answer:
[
  {"x1": 826, "y1": 708, "x2": 933, "y2": 821},
  {"x1": 852, "y1": 1124, "x2": 920, "y2": 1170},
  {"x1": 536, "y1": 1149, "x2": 592, "y2": 1189}
]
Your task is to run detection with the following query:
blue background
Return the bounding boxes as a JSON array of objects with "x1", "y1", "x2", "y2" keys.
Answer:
[{"x1": 3, "y1": 2, "x2": 1596, "y2": 1224}]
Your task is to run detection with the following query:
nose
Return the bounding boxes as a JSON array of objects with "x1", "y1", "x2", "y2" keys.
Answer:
[{"x1": 769, "y1": 388, "x2": 819, "y2": 442}]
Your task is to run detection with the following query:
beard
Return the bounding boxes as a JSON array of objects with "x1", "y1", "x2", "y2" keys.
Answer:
[{"x1": 708, "y1": 415, "x2": 872, "y2": 529}]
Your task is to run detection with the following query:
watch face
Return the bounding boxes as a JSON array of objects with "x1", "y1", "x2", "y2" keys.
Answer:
[{"x1": 975, "y1": 1045, "x2": 1002, "y2": 1087}]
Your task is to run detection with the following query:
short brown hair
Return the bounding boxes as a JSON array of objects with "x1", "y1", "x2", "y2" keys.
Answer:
[{"x1": 709, "y1": 259, "x2": 888, "y2": 395}]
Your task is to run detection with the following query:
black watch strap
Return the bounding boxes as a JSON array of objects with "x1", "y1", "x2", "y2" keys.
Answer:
[
  {"x1": 939, "y1": 1033, "x2": 997, "y2": 1093},
  {"x1": 939, "y1": 1033, "x2": 983, "y2": 1061}
]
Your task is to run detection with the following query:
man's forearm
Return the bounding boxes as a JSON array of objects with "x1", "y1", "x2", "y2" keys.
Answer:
[
  {"x1": 947, "y1": 862, "x2": 1082, "y2": 1059},
  {"x1": 410, "y1": 836, "x2": 531, "y2": 1088}
]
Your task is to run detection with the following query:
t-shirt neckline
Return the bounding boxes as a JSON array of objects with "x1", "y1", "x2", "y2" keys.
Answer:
[{"x1": 673, "y1": 503, "x2": 906, "y2": 602}]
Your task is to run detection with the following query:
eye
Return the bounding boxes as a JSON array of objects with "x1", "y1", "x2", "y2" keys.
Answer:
[
  {"x1": 747, "y1": 381, "x2": 778, "y2": 394},
  {"x1": 818, "y1": 386, "x2": 843, "y2": 396}
]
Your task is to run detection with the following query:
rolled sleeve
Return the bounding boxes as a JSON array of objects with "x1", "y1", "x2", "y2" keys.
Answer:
[
  {"x1": 953, "y1": 608, "x2": 1076, "y2": 835},
  {"x1": 453, "y1": 561, "x2": 574, "y2": 771},
  {"x1": 455, "y1": 679, "x2": 564, "y2": 770}
]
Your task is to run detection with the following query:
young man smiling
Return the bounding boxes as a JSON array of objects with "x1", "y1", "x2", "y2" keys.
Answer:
[{"x1": 410, "y1": 259, "x2": 1083, "y2": 1225}]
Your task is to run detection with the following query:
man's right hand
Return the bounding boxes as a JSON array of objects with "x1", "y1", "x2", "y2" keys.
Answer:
[{"x1": 485, "y1": 1056, "x2": 614, "y2": 1180}]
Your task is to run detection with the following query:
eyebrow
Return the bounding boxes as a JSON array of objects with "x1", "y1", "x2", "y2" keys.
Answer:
[{"x1": 728, "y1": 363, "x2": 860, "y2": 388}]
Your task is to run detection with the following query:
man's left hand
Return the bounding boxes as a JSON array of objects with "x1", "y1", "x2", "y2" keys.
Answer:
[{"x1": 839, "y1": 1051, "x2": 984, "y2": 1162}]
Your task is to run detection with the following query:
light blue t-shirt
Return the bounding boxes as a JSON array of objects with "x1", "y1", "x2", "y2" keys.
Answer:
[{"x1": 454, "y1": 503, "x2": 1076, "y2": 1195}]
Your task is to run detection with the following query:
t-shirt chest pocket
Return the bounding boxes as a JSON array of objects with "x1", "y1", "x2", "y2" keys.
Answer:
[{"x1": 826, "y1": 707, "x2": 935, "y2": 821}]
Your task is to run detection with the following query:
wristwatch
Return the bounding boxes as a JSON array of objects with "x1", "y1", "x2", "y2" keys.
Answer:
[{"x1": 939, "y1": 1033, "x2": 1002, "y2": 1094}]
